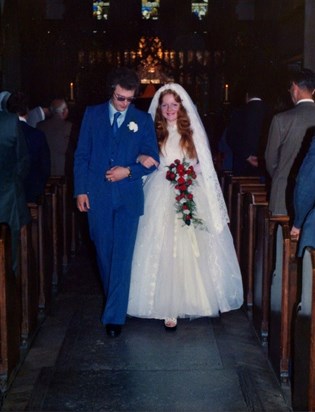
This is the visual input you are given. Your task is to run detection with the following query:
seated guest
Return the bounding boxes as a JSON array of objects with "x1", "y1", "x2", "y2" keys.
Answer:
[
  {"x1": 7, "y1": 91, "x2": 51, "y2": 203},
  {"x1": 290, "y1": 135, "x2": 315, "y2": 257}
]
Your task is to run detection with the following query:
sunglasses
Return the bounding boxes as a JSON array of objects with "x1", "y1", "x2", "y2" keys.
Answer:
[{"x1": 113, "y1": 92, "x2": 136, "y2": 103}]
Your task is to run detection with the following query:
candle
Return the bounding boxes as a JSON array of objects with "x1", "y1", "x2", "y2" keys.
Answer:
[
  {"x1": 70, "y1": 82, "x2": 74, "y2": 100},
  {"x1": 224, "y1": 84, "x2": 229, "y2": 101}
]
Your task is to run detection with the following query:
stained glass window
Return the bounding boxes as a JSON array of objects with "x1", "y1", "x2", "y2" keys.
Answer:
[
  {"x1": 192, "y1": 0, "x2": 208, "y2": 20},
  {"x1": 141, "y1": 1, "x2": 160, "y2": 20},
  {"x1": 93, "y1": 1, "x2": 110, "y2": 20}
]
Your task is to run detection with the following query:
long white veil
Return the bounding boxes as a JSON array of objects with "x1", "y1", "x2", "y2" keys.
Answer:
[{"x1": 148, "y1": 83, "x2": 229, "y2": 233}]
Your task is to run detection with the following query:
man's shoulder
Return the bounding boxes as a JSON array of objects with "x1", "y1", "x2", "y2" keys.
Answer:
[
  {"x1": 128, "y1": 105, "x2": 151, "y2": 119},
  {"x1": 274, "y1": 102, "x2": 315, "y2": 120}
]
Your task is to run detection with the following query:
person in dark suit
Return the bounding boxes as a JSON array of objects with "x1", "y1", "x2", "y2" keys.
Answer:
[
  {"x1": 37, "y1": 98, "x2": 72, "y2": 176},
  {"x1": 291, "y1": 135, "x2": 315, "y2": 257},
  {"x1": 0, "y1": 107, "x2": 30, "y2": 273},
  {"x1": 7, "y1": 91, "x2": 51, "y2": 203},
  {"x1": 265, "y1": 68, "x2": 315, "y2": 215},
  {"x1": 225, "y1": 84, "x2": 271, "y2": 176},
  {"x1": 74, "y1": 67, "x2": 159, "y2": 338}
]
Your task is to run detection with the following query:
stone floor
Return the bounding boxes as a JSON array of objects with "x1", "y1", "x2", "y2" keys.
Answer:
[{"x1": 1, "y1": 247, "x2": 293, "y2": 412}]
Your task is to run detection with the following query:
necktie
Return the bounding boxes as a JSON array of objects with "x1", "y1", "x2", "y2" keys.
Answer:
[{"x1": 112, "y1": 112, "x2": 121, "y2": 136}]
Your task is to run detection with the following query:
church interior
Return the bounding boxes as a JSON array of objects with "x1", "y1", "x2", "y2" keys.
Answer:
[{"x1": 1, "y1": 1, "x2": 315, "y2": 411}]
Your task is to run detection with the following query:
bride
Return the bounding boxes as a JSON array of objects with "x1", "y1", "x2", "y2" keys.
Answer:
[{"x1": 127, "y1": 83, "x2": 243, "y2": 330}]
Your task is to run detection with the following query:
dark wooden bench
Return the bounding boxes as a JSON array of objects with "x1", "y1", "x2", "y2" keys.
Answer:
[
  {"x1": 225, "y1": 175, "x2": 261, "y2": 218},
  {"x1": 47, "y1": 176, "x2": 70, "y2": 270},
  {"x1": 0, "y1": 223, "x2": 20, "y2": 384},
  {"x1": 45, "y1": 182, "x2": 63, "y2": 292},
  {"x1": 268, "y1": 217, "x2": 299, "y2": 383},
  {"x1": 19, "y1": 223, "x2": 39, "y2": 346},
  {"x1": 241, "y1": 191, "x2": 268, "y2": 310},
  {"x1": 28, "y1": 197, "x2": 53, "y2": 314},
  {"x1": 230, "y1": 182, "x2": 266, "y2": 261},
  {"x1": 252, "y1": 207, "x2": 271, "y2": 343}
]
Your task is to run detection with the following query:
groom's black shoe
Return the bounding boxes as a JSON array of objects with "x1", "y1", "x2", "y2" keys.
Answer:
[{"x1": 106, "y1": 324, "x2": 122, "y2": 338}]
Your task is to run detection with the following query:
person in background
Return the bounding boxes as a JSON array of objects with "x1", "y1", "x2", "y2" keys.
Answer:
[
  {"x1": 0, "y1": 102, "x2": 30, "y2": 273},
  {"x1": 127, "y1": 83, "x2": 243, "y2": 330},
  {"x1": 74, "y1": 67, "x2": 159, "y2": 338},
  {"x1": 0, "y1": 90, "x2": 11, "y2": 111},
  {"x1": 37, "y1": 98, "x2": 72, "y2": 176},
  {"x1": 27, "y1": 105, "x2": 51, "y2": 128},
  {"x1": 265, "y1": 68, "x2": 315, "y2": 216},
  {"x1": 226, "y1": 84, "x2": 271, "y2": 176},
  {"x1": 7, "y1": 91, "x2": 51, "y2": 203},
  {"x1": 290, "y1": 134, "x2": 315, "y2": 257}
]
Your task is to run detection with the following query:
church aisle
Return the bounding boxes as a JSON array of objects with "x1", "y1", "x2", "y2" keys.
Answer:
[{"x1": 2, "y1": 247, "x2": 292, "y2": 411}]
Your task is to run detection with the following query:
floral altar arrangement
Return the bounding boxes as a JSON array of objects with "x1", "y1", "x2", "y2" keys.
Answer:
[{"x1": 166, "y1": 159, "x2": 204, "y2": 229}]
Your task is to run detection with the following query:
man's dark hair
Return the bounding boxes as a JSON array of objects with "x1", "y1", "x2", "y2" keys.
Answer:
[
  {"x1": 7, "y1": 91, "x2": 29, "y2": 116},
  {"x1": 289, "y1": 68, "x2": 315, "y2": 91},
  {"x1": 107, "y1": 67, "x2": 140, "y2": 96}
]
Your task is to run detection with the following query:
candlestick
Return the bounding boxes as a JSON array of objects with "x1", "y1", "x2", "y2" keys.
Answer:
[
  {"x1": 70, "y1": 82, "x2": 74, "y2": 101},
  {"x1": 224, "y1": 84, "x2": 229, "y2": 101}
]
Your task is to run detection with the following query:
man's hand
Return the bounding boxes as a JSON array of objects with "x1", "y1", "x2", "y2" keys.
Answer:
[
  {"x1": 137, "y1": 155, "x2": 159, "y2": 169},
  {"x1": 76, "y1": 194, "x2": 90, "y2": 212},
  {"x1": 246, "y1": 155, "x2": 259, "y2": 167},
  {"x1": 290, "y1": 225, "x2": 301, "y2": 240},
  {"x1": 105, "y1": 166, "x2": 130, "y2": 182}
]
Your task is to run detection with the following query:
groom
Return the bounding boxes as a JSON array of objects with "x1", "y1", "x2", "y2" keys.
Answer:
[{"x1": 74, "y1": 67, "x2": 159, "y2": 337}]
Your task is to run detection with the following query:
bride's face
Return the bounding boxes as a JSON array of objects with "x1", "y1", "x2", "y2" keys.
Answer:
[{"x1": 160, "y1": 93, "x2": 180, "y2": 125}]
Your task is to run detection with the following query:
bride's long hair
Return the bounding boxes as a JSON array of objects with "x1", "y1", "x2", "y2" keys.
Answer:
[{"x1": 154, "y1": 89, "x2": 197, "y2": 159}]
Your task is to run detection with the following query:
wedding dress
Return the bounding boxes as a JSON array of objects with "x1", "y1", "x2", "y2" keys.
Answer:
[{"x1": 127, "y1": 83, "x2": 243, "y2": 319}]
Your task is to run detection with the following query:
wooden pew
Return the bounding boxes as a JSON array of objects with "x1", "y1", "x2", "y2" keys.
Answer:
[
  {"x1": 28, "y1": 198, "x2": 53, "y2": 314},
  {"x1": 219, "y1": 170, "x2": 233, "y2": 193},
  {"x1": 292, "y1": 247, "x2": 315, "y2": 411},
  {"x1": 224, "y1": 175, "x2": 261, "y2": 218},
  {"x1": 19, "y1": 223, "x2": 38, "y2": 346},
  {"x1": 45, "y1": 182, "x2": 62, "y2": 293},
  {"x1": 252, "y1": 206, "x2": 271, "y2": 344},
  {"x1": 241, "y1": 191, "x2": 268, "y2": 310},
  {"x1": 47, "y1": 176, "x2": 70, "y2": 271},
  {"x1": 230, "y1": 182, "x2": 266, "y2": 261},
  {"x1": 0, "y1": 223, "x2": 20, "y2": 384},
  {"x1": 268, "y1": 217, "x2": 299, "y2": 383}
]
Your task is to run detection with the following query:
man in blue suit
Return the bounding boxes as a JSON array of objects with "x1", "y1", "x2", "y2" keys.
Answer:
[{"x1": 74, "y1": 67, "x2": 159, "y2": 337}]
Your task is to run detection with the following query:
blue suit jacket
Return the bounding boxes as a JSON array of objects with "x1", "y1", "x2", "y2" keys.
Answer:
[
  {"x1": 293, "y1": 136, "x2": 315, "y2": 256},
  {"x1": 74, "y1": 101, "x2": 159, "y2": 217}
]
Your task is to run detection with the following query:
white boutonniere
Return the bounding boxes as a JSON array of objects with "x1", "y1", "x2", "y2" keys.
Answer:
[{"x1": 128, "y1": 121, "x2": 138, "y2": 133}]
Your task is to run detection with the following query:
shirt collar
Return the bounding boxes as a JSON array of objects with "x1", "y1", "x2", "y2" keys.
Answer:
[
  {"x1": 296, "y1": 99, "x2": 315, "y2": 105},
  {"x1": 109, "y1": 102, "x2": 128, "y2": 125}
]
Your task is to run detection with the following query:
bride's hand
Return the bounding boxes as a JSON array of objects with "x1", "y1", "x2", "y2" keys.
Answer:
[{"x1": 137, "y1": 155, "x2": 159, "y2": 168}]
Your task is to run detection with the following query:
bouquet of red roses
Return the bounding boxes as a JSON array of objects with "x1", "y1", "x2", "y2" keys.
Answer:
[{"x1": 166, "y1": 159, "x2": 204, "y2": 228}]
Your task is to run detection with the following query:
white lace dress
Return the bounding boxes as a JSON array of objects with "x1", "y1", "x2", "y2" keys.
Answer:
[{"x1": 127, "y1": 126, "x2": 243, "y2": 319}]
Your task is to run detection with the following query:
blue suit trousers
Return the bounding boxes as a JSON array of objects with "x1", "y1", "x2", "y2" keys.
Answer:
[{"x1": 88, "y1": 201, "x2": 139, "y2": 325}]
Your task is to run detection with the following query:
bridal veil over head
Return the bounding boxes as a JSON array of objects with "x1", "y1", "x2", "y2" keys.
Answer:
[{"x1": 148, "y1": 83, "x2": 229, "y2": 233}]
